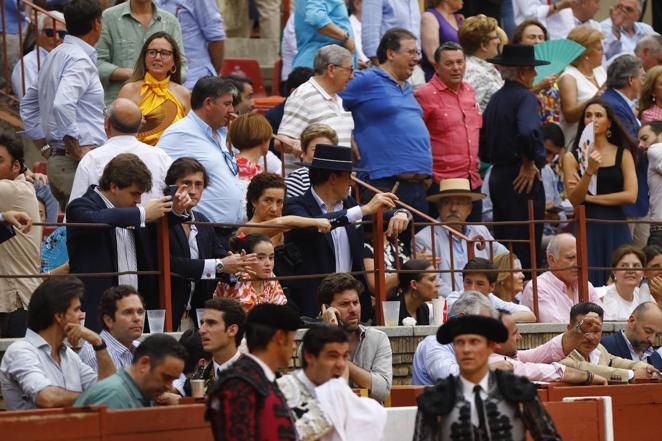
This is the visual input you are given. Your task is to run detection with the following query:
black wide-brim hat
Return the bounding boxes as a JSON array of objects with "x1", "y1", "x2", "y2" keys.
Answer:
[
  {"x1": 295, "y1": 143, "x2": 366, "y2": 172},
  {"x1": 437, "y1": 315, "x2": 509, "y2": 345},
  {"x1": 487, "y1": 44, "x2": 551, "y2": 67}
]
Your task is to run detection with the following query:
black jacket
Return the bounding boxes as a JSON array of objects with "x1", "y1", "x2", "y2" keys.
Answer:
[{"x1": 601, "y1": 331, "x2": 662, "y2": 371}]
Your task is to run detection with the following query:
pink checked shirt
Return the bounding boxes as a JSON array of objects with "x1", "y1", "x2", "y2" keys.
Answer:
[
  {"x1": 414, "y1": 75, "x2": 482, "y2": 187},
  {"x1": 489, "y1": 334, "x2": 566, "y2": 382},
  {"x1": 520, "y1": 271, "x2": 602, "y2": 323}
]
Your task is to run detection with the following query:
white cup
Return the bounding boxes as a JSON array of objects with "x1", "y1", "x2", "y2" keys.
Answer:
[
  {"x1": 196, "y1": 308, "x2": 206, "y2": 328},
  {"x1": 432, "y1": 298, "x2": 446, "y2": 326},
  {"x1": 146, "y1": 309, "x2": 166, "y2": 333},
  {"x1": 382, "y1": 301, "x2": 400, "y2": 327}
]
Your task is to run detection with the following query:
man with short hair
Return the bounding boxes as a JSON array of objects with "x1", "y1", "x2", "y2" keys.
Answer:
[
  {"x1": 640, "y1": 121, "x2": 662, "y2": 246},
  {"x1": 78, "y1": 285, "x2": 145, "y2": 372},
  {"x1": 521, "y1": 233, "x2": 601, "y2": 323},
  {"x1": 278, "y1": 45, "x2": 354, "y2": 171},
  {"x1": 166, "y1": 158, "x2": 256, "y2": 330},
  {"x1": 206, "y1": 303, "x2": 301, "y2": 441},
  {"x1": 75, "y1": 333, "x2": 187, "y2": 408},
  {"x1": 602, "y1": 54, "x2": 648, "y2": 246},
  {"x1": 635, "y1": 33, "x2": 662, "y2": 71},
  {"x1": 571, "y1": 0, "x2": 602, "y2": 30},
  {"x1": 0, "y1": 277, "x2": 115, "y2": 410},
  {"x1": 69, "y1": 98, "x2": 173, "y2": 205},
  {"x1": 413, "y1": 314, "x2": 561, "y2": 440},
  {"x1": 560, "y1": 302, "x2": 659, "y2": 383},
  {"x1": 601, "y1": 301, "x2": 662, "y2": 370},
  {"x1": 415, "y1": 179, "x2": 507, "y2": 297},
  {"x1": 67, "y1": 153, "x2": 191, "y2": 330},
  {"x1": 415, "y1": 42, "x2": 483, "y2": 221},
  {"x1": 154, "y1": 0, "x2": 224, "y2": 89},
  {"x1": 196, "y1": 297, "x2": 245, "y2": 391},
  {"x1": 281, "y1": 144, "x2": 408, "y2": 318},
  {"x1": 0, "y1": 132, "x2": 42, "y2": 337},
  {"x1": 11, "y1": 11, "x2": 66, "y2": 100},
  {"x1": 20, "y1": 0, "x2": 106, "y2": 207},
  {"x1": 601, "y1": 0, "x2": 655, "y2": 61},
  {"x1": 277, "y1": 324, "x2": 387, "y2": 440},
  {"x1": 95, "y1": 0, "x2": 185, "y2": 104},
  {"x1": 446, "y1": 258, "x2": 535, "y2": 322},
  {"x1": 341, "y1": 28, "x2": 432, "y2": 223},
  {"x1": 158, "y1": 76, "x2": 243, "y2": 225},
  {"x1": 480, "y1": 44, "x2": 549, "y2": 274},
  {"x1": 223, "y1": 74, "x2": 255, "y2": 115},
  {"x1": 319, "y1": 273, "x2": 392, "y2": 402}
]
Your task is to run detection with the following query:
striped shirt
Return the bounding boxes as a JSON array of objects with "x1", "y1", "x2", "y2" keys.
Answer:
[
  {"x1": 285, "y1": 167, "x2": 310, "y2": 198},
  {"x1": 79, "y1": 330, "x2": 137, "y2": 372}
]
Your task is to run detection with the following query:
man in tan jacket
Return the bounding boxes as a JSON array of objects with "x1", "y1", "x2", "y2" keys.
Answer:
[{"x1": 560, "y1": 302, "x2": 660, "y2": 383}]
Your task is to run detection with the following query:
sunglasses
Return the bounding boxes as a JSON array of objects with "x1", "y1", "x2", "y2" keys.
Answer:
[{"x1": 42, "y1": 28, "x2": 67, "y2": 39}]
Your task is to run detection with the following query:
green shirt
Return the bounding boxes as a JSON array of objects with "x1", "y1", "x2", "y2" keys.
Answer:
[
  {"x1": 95, "y1": 1, "x2": 186, "y2": 104},
  {"x1": 74, "y1": 369, "x2": 149, "y2": 409}
]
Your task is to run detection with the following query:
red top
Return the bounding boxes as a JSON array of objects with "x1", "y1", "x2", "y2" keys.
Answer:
[{"x1": 415, "y1": 75, "x2": 483, "y2": 188}]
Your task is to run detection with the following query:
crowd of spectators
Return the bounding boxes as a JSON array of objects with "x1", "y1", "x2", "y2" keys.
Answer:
[{"x1": 2, "y1": 0, "x2": 662, "y2": 439}]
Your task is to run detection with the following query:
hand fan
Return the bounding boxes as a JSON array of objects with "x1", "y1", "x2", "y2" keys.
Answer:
[{"x1": 534, "y1": 39, "x2": 586, "y2": 84}]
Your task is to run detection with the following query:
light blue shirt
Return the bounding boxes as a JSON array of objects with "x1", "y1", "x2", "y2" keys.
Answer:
[
  {"x1": 310, "y1": 186, "x2": 363, "y2": 273},
  {"x1": 0, "y1": 329, "x2": 98, "y2": 410},
  {"x1": 293, "y1": 0, "x2": 355, "y2": 69},
  {"x1": 158, "y1": 111, "x2": 244, "y2": 224},
  {"x1": 20, "y1": 35, "x2": 106, "y2": 149},
  {"x1": 412, "y1": 335, "x2": 458, "y2": 385},
  {"x1": 600, "y1": 18, "x2": 655, "y2": 60},
  {"x1": 154, "y1": 0, "x2": 225, "y2": 89},
  {"x1": 361, "y1": 0, "x2": 420, "y2": 59},
  {"x1": 11, "y1": 46, "x2": 48, "y2": 100}
]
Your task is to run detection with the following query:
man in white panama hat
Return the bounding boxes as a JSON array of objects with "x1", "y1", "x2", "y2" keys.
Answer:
[{"x1": 415, "y1": 178, "x2": 508, "y2": 297}]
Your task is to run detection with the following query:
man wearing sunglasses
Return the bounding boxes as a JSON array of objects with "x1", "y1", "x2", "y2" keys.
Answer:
[{"x1": 11, "y1": 11, "x2": 66, "y2": 100}]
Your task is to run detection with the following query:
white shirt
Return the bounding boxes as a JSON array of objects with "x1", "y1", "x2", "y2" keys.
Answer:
[
  {"x1": 459, "y1": 371, "x2": 489, "y2": 428},
  {"x1": 513, "y1": 0, "x2": 575, "y2": 40},
  {"x1": 648, "y1": 143, "x2": 662, "y2": 222},
  {"x1": 245, "y1": 353, "x2": 276, "y2": 382},
  {"x1": 598, "y1": 284, "x2": 652, "y2": 321},
  {"x1": 213, "y1": 349, "x2": 241, "y2": 375},
  {"x1": 94, "y1": 187, "x2": 145, "y2": 289},
  {"x1": 11, "y1": 46, "x2": 48, "y2": 100},
  {"x1": 185, "y1": 216, "x2": 218, "y2": 310},
  {"x1": 280, "y1": 13, "x2": 297, "y2": 82},
  {"x1": 69, "y1": 135, "x2": 173, "y2": 205}
]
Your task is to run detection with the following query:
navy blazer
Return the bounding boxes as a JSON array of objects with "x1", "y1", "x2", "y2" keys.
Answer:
[
  {"x1": 280, "y1": 189, "x2": 369, "y2": 319},
  {"x1": 0, "y1": 224, "x2": 14, "y2": 244},
  {"x1": 169, "y1": 210, "x2": 228, "y2": 330},
  {"x1": 601, "y1": 331, "x2": 662, "y2": 371},
  {"x1": 67, "y1": 186, "x2": 188, "y2": 331},
  {"x1": 601, "y1": 88, "x2": 649, "y2": 217}
]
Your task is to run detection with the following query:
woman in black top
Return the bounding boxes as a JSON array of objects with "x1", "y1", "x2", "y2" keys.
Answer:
[
  {"x1": 390, "y1": 259, "x2": 440, "y2": 325},
  {"x1": 562, "y1": 99, "x2": 638, "y2": 286}
]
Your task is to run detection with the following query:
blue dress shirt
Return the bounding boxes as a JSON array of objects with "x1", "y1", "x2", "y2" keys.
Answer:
[
  {"x1": 2, "y1": 0, "x2": 27, "y2": 34},
  {"x1": 411, "y1": 335, "x2": 458, "y2": 385},
  {"x1": 20, "y1": 35, "x2": 106, "y2": 149},
  {"x1": 293, "y1": 0, "x2": 355, "y2": 69},
  {"x1": 154, "y1": 0, "x2": 225, "y2": 89},
  {"x1": 340, "y1": 67, "x2": 432, "y2": 179},
  {"x1": 361, "y1": 0, "x2": 421, "y2": 59},
  {"x1": 158, "y1": 111, "x2": 244, "y2": 224}
]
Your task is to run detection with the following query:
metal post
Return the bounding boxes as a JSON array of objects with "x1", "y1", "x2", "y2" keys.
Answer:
[
  {"x1": 373, "y1": 208, "x2": 386, "y2": 326},
  {"x1": 157, "y1": 216, "x2": 173, "y2": 332},
  {"x1": 528, "y1": 200, "x2": 539, "y2": 320},
  {"x1": 576, "y1": 205, "x2": 589, "y2": 303}
]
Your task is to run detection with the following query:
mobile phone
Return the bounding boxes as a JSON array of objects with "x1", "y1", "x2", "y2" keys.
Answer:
[{"x1": 165, "y1": 185, "x2": 178, "y2": 199}]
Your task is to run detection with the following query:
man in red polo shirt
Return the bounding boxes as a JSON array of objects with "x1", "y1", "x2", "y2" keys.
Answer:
[{"x1": 415, "y1": 41, "x2": 483, "y2": 221}]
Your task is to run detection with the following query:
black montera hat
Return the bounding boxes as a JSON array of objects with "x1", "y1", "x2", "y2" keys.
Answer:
[
  {"x1": 295, "y1": 144, "x2": 365, "y2": 172},
  {"x1": 487, "y1": 44, "x2": 550, "y2": 67},
  {"x1": 436, "y1": 315, "x2": 508, "y2": 345},
  {"x1": 247, "y1": 303, "x2": 303, "y2": 331}
]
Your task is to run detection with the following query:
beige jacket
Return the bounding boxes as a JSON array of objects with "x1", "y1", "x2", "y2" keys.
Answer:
[
  {"x1": 0, "y1": 174, "x2": 41, "y2": 312},
  {"x1": 560, "y1": 344, "x2": 649, "y2": 383}
]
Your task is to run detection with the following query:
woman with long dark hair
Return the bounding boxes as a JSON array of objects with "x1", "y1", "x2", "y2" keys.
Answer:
[
  {"x1": 389, "y1": 259, "x2": 440, "y2": 325},
  {"x1": 562, "y1": 98, "x2": 638, "y2": 286}
]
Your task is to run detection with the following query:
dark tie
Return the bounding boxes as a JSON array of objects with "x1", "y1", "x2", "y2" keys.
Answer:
[{"x1": 474, "y1": 384, "x2": 489, "y2": 440}]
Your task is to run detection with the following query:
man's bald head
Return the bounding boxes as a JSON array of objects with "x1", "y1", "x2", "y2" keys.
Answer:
[
  {"x1": 106, "y1": 98, "x2": 143, "y2": 135},
  {"x1": 626, "y1": 302, "x2": 662, "y2": 354}
]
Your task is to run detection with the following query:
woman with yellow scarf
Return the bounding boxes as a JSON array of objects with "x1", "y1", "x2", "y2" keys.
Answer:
[{"x1": 118, "y1": 32, "x2": 190, "y2": 146}]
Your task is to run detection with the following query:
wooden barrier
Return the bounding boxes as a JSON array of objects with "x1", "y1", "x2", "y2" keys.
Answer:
[
  {"x1": 0, "y1": 407, "x2": 101, "y2": 441},
  {"x1": 545, "y1": 382, "x2": 662, "y2": 441},
  {"x1": 384, "y1": 385, "x2": 425, "y2": 407},
  {"x1": 535, "y1": 399, "x2": 606, "y2": 441}
]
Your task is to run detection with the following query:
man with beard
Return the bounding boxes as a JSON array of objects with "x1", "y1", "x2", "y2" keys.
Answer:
[
  {"x1": 601, "y1": 301, "x2": 662, "y2": 370},
  {"x1": 319, "y1": 273, "x2": 392, "y2": 402}
]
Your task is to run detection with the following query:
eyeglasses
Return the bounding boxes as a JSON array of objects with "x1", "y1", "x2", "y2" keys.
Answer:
[
  {"x1": 146, "y1": 49, "x2": 173, "y2": 59},
  {"x1": 222, "y1": 150, "x2": 239, "y2": 176},
  {"x1": 42, "y1": 28, "x2": 67, "y2": 39},
  {"x1": 334, "y1": 65, "x2": 354, "y2": 75},
  {"x1": 617, "y1": 4, "x2": 637, "y2": 13}
]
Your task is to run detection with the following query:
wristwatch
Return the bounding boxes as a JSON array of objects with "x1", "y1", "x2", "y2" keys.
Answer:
[
  {"x1": 342, "y1": 32, "x2": 350, "y2": 44},
  {"x1": 93, "y1": 340, "x2": 107, "y2": 352},
  {"x1": 215, "y1": 258, "x2": 225, "y2": 273}
]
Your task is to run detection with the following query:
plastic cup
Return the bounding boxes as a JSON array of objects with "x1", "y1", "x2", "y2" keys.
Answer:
[
  {"x1": 382, "y1": 301, "x2": 400, "y2": 327},
  {"x1": 190, "y1": 379, "x2": 207, "y2": 398},
  {"x1": 432, "y1": 298, "x2": 446, "y2": 326},
  {"x1": 196, "y1": 308, "x2": 206, "y2": 328},
  {"x1": 146, "y1": 309, "x2": 166, "y2": 333}
]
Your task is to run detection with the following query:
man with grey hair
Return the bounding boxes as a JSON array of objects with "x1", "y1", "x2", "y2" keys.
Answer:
[
  {"x1": 601, "y1": 0, "x2": 655, "y2": 61},
  {"x1": 277, "y1": 44, "x2": 354, "y2": 172},
  {"x1": 11, "y1": 11, "x2": 66, "y2": 100},
  {"x1": 602, "y1": 54, "x2": 649, "y2": 246},
  {"x1": 521, "y1": 233, "x2": 601, "y2": 322},
  {"x1": 158, "y1": 76, "x2": 243, "y2": 225},
  {"x1": 479, "y1": 44, "x2": 549, "y2": 274},
  {"x1": 69, "y1": 98, "x2": 173, "y2": 205},
  {"x1": 635, "y1": 33, "x2": 662, "y2": 71}
]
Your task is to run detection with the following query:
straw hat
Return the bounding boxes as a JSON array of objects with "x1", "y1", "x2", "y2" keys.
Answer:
[{"x1": 426, "y1": 178, "x2": 486, "y2": 202}]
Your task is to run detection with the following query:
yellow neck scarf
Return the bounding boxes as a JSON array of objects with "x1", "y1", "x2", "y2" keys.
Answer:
[{"x1": 139, "y1": 72, "x2": 184, "y2": 116}]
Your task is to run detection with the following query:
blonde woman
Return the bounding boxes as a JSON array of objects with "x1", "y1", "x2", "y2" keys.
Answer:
[{"x1": 493, "y1": 252, "x2": 525, "y2": 303}]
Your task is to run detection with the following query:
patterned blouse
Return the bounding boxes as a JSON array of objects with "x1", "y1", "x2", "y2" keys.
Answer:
[
  {"x1": 641, "y1": 105, "x2": 662, "y2": 123},
  {"x1": 236, "y1": 157, "x2": 263, "y2": 182},
  {"x1": 464, "y1": 55, "x2": 504, "y2": 114},
  {"x1": 214, "y1": 272, "x2": 287, "y2": 311}
]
